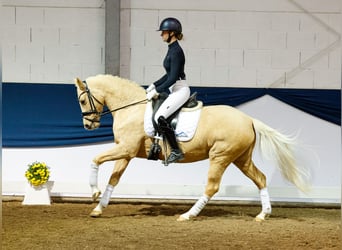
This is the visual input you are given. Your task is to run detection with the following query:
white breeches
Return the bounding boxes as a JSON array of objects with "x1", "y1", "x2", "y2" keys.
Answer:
[{"x1": 154, "y1": 82, "x2": 190, "y2": 123}]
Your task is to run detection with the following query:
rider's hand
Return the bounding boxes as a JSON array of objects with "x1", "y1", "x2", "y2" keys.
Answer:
[
  {"x1": 146, "y1": 84, "x2": 155, "y2": 93},
  {"x1": 146, "y1": 88, "x2": 158, "y2": 101}
]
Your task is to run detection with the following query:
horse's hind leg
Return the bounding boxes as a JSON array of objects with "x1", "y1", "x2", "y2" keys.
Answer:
[
  {"x1": 178, "y1": 158, "x2": 228, "y2": 221},
  {"x1": 234, "y1": 147, "x2": 272, "y2": 221}
]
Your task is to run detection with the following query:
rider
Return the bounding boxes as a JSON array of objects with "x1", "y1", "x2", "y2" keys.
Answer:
[{"x1": 146, "y1": 17, "x2": 190, "y2": 164}]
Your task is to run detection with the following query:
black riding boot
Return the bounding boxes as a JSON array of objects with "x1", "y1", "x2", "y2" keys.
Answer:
[{"x1": 158, "y1": 116, "x2": 184, "y2": 164}]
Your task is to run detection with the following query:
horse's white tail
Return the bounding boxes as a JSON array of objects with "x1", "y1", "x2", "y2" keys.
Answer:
[{"x1": 252, "y1": 118, "x2": 311, "y2": 193}]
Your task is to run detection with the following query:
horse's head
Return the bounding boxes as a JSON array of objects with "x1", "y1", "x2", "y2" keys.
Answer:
[{"x1": 74, "y1": 77, "x2": 105, "y2": 130}]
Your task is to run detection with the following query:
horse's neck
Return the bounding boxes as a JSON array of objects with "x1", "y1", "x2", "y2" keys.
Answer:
[{"x1": 100, "y1": 77, "x2": 146, "y2": 114}]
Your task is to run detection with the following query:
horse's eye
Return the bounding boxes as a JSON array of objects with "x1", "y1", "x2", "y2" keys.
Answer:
[{"x1": 80, "y1": 100, "x2": 86, "y2": 105}]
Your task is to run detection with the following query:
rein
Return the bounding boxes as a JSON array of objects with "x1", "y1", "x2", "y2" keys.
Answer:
[
  {"x1": 101, "y1": 99, "x2": 148, "y2": 116},
  {"x1": 78, "y1": 80, "x2": 147, "y2": 122}
]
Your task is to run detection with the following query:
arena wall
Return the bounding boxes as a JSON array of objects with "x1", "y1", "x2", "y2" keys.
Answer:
[
  {"x1": 1, "y1": 0, "x2": 341, "y2": 204},
  {"x1": 2, "y1": 0, "x2": 340, "y2": 87},
  {"x1": 121, "y1": 0, "x2": 341, "y2": 88}
]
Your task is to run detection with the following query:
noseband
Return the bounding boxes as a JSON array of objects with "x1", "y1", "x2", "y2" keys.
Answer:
[
  {"x1": 78, "y1": 80, "x2": 147, "y2": 123},
  {"x1": 78, "y1": 81, "x2": 104, "y2": 123}
]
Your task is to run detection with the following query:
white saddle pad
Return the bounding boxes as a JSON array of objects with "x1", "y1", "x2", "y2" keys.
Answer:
[{"x1": 144, "y1": 101, "x2": 202, "y2": 142}]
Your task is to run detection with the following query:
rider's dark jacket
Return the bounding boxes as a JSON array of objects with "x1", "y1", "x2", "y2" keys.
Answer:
[{"x1": 153, "y1": 41, "x2": 186, "y2": 94}]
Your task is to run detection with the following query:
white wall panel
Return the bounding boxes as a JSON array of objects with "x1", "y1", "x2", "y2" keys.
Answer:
[
  {"x1": 271, "y1": 49, "x2": 300, "y2": 69},
  {"x1": 2, "y1": 1, "x2": 105, "y2": 83},
  {"x1": 2, "y1": 0, "x2": 340, "y2": 87},
  {"x1": 30, "y1": 63, "x2": 59, "y2": 82},
  {"x1": 244, "y1": 50, "x2": 272, "y2": 69},
  {"x1": 15, "y1": 7, "x2": 44, "y2": 26},
  {"x1": 314, "y1": 69, "x2": 342, "y2": 88},
  {"x1": 256, "y1": 69, "x2": 285, "y2": 87},
  {"x1": 1, "y1": 6, "x2": 15, "y2": 25},
  {"x1": 258, "y1": 31, "x2": 287, "y2": 49},
  {"x1": 271, "y1": 13, "x2": 300, "y2": 31},
  {"x1": 123, "y1": 0, "x2": 340, "y2": 87},
  {"x1": 2, "y1": 0, "x2": 104, "y2": 8}
]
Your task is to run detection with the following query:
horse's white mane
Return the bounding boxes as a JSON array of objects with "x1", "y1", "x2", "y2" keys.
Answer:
[
  {"x1": 85, "y1": 74, "x2": 145, "y2": 102},
  {"x1": 87, "y1": 74, "x2": 141, "y2": 89}
]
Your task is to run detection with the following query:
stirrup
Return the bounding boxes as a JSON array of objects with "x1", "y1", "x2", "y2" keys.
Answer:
[{"x1": 166, "y1": 150, "x2": 184, "y2": 165}]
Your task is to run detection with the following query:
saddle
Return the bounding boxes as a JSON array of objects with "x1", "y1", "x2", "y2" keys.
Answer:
[
  {"x1": 148, "y1": 92, "x2": 199, "y2": 161},
  {"x1": 151, "y1": 92, "x2": 199, "y2": 131}
]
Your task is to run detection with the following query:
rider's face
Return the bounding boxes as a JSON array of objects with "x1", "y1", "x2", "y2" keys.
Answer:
[
  {"x1": 161, "y1": 31, "x2": 169, "y2": 42},
  {"x1": 161, "y1": 30, "x2": 175, "y2": 43}
]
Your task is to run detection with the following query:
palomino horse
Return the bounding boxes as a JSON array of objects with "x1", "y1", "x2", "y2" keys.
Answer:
[{"x1": 74, "y1": 74, "x2": 309, "y2": 221}]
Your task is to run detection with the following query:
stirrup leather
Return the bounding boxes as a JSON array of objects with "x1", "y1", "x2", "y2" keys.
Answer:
[{"x1": 147, "y1": 142, "x2": 161, "y2": 160}]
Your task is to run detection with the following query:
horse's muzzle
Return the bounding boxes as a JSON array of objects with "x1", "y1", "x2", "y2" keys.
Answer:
[
  {"x1": 84, "y1": 122, "x2": 100, "y2": 130},
  {"x1": 83, "y1": 117, "x2": 100, "y2": 130},
  {"x1": 84, "y1": 123, "x2": 92, "y2": 130}
]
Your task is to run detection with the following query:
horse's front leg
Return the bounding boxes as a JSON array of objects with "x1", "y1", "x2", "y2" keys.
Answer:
[
  {"x1": 89, "y1": 142, "x2": 138, "y2": 201},
  {"x1": 90, "y1": 158, "x2": 130, "y2": 217},
  {"x1": 89, "y1": 163, "x2": 101, "y2": 201}
]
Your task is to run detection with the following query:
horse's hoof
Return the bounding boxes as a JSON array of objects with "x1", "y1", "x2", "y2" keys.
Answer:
[
  {"x1": 255, "y1": 212, "x2": 270, "y2": 222},
  {"x1": 90, "y1": 210, "x2": 102, "y2": 218},
  {"x1": 92, "y1": 191, "x2": 101, "y2": 202},
  {"x1": 177, "y1": 214, "x2": 190, "y2": 222},
  {"x1": 255, "y1": 216, "x2": 264, "y2": 222}
]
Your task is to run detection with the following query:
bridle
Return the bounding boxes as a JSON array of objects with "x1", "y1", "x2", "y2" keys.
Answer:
[{"x1": 78, "y1": 80, "x2": 147, "y2": 123}]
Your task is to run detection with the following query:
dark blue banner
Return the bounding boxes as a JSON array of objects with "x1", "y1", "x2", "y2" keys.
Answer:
[
  {"x1": 2, "y1": 83, "x2": 340, "y2": 147},
  {"x1": 3, "y1": 83, "x2": 114, "y2": 147}
]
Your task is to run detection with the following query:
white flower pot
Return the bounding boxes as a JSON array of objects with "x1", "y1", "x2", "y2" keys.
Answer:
[{"x1": 22, "y1": 181, "x2": 52, "y2": 205}]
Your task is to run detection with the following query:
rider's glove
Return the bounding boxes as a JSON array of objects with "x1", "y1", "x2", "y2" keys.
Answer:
[
  {"x1": 146, "y1": 84, "x2": 155, "y2": 93},
  {"x1": 146, "y1": 88, "x2": 158, "y2": 101}
]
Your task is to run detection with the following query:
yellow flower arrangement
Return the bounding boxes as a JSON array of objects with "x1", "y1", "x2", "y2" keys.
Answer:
[{"x1": 25, "y1": 161, "x2": 50, "y2": 186}]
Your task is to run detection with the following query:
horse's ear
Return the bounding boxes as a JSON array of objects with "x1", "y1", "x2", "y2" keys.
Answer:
[{"x1": 74, "y1": 77, "x2": 86, "y2": 91}]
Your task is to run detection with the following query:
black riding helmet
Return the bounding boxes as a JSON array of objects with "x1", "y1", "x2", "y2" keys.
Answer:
[{"x1": 157, "y1": 17, "x2": 182, "y2": 34}]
